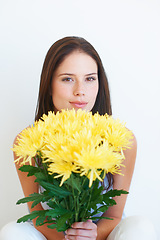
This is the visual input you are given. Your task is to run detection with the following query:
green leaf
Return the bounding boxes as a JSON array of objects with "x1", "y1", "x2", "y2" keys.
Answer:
[
  {"x1": 89, "y1": 194, "x2": 103, "y2": 210},
  {"x1": 102, "y1": 189, "x2": 128, "y2": 207},
  {"x1": 89, "y1": 180, "x2": 104, "y2": 208},
  {"x1": 89, "y1": 204, "x2": 109, "y2": 217},
  {"x1": 104, "y1": 189, "x2": 128, "y2": 198},
  {"x1": 32, "y1": 195, "x2": 51, "y2": 208},
  {"x1": 96, "y1": 205, "x2": 110, "y2": 213},
  {"x1": 38, "y1": 181, "x2": 71, "y2": 197},
  {"x1": 18, "y1": 165, "x2": 40, "y2": 176},
  {"x1": 91, "y1": 179, "x2": 101, "y2": 197},
  {"x1": 47, "y1": 223, "x2": 57, "y2": 229},
  {"x1": 103, "y1": 197, "x2": 116, "y2": 206},
  {"x1": 47, "y1": 199, "x2": 59, "y2": 209},
  {"x1": 80, "y1": 175, "x2": 89, "y2": 190},
  {"x1": 36, "y1": 214, "x2": 47, "y2": 226},
  {"x1": 16, "y1": 192, "x2": 51, "y2": 208},
  {"x1": 17, "y1": 210, "x2": 47, "y2": 223},
  {"x1": 65, "y1": 174, "x2": 81, "y2": 193},
  {"x1": 35, "y1": 172, "x2": 48, "y2": 181},
  {"x1": 16, "y1": 193, "x2": 41, "y2": 205},
  {"x1": 56, "y1": 212, "x2": 73, "y2": 232},
  {"x1": 46, "y1": 207, "x2": 71, "y2": 218},
  {"x1": 90, "y1": 216, "x2": 113, "y2": 221}
]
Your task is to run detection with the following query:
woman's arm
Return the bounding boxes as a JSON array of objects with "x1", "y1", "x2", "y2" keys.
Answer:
[
  {"x1": 13, "y1": 133, "x2": 65, "y2": 240},
  {"x1": 96, "y1": 133, "x2": 137, "y2": 240},
  {"x1": 65, "y1": 132, "x2": 137, "y2": 240}
]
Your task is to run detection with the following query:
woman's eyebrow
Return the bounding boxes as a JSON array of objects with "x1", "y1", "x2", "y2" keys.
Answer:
[
  {"x1": 57, "y1": 73, "x2": 75, "y2": 77},
  {"x1": 58, "y1": 73, "x2": 98, "y2": 77},
  {"x1": 85, "y1": 73, "x2": 98, "y2": 76}
]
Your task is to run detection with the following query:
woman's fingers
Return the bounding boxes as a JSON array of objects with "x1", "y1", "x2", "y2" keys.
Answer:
[
  {"x1": 65, "y1": 221, "x2": 97, "y2": 239},
  {"x1": 71, "y1": 220, "x2": 96, "y2": 230},
  {"x1": 65, "y1": 236, "x2": 88, "y2": 240},
  {"x1": 66, "y1": 228, "x2": 94, "y2": 237}
]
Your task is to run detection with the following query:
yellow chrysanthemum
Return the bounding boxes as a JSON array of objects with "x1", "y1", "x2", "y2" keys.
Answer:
[
  {"x1": 103, "y1": 116, "x2": 133, "y2": 151},
  {"x1": 12, "y1": 120, "x2": 45, "y2": 165},
  {"x1": 74, "y1": 140, "x2": 124, "y2": 187}
]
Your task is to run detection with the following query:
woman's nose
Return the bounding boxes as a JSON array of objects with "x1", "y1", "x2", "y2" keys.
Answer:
[{"x1": 73, "y1": 82, "x2": 85, "y2": 96}]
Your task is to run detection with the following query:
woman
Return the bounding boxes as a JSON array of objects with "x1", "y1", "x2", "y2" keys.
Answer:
[{"x1": 0, "y1": 37, "x2": 157, "y2": 240}]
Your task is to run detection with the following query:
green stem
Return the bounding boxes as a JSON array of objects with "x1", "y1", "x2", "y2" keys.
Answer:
[
  {"x1": 34, "y1": 156, "x2": 41, "y2": 170},
  {"x1": 42, "y1": 162, "x2": 49, "y2": 181},
  {"x1": 81, "y1": 185, "x2": 93, "y2": 222},
  {"x1": 81, "y1": 175, "x2": 88, "y2": 188},
  {"x1": 70, "y1": 174, "x2": 79, "y2": 223},
  {"x1": 76, "y1": 195, "x2": 80, "y2": 222},
  {"x1": 34, "y1": 152, "x2": 49, "y2": 181}
]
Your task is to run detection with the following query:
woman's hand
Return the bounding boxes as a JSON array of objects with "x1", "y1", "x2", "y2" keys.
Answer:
[{"x1": 65, "y1": 220, "x2": 97, "y2": 240}]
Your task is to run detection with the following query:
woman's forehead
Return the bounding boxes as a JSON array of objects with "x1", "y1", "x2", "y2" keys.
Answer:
[{"x1": 54, "y1": 51, "x2": 98, "y2": 76}]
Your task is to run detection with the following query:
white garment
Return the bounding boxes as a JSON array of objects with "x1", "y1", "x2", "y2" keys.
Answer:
[
  {"x1": 0, "y1": 222, "x2": 47, "y2": 240},
  {"x1": 107, "y1": 215, "x2": 157, "y2": 240},
  {"x1": 0, "y1": 216, "x2": 157, "y2": 240}
]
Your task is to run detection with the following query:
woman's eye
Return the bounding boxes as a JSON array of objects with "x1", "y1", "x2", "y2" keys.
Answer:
[
  {"x1": 86, "y1": 77, "x2": 96, "y2": 81},
  {"x1": 62, "y1": 77, "x2": 73, "y2": 82}
]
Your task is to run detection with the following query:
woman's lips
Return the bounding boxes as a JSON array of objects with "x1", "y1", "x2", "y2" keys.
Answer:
[{"x1": 70, "y1": 101, "x2": 88, "y2": 108}]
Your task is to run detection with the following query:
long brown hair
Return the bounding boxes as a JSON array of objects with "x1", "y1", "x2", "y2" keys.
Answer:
[{"x1": 35, "y1": 36, "x2": 113, "y2": 188}]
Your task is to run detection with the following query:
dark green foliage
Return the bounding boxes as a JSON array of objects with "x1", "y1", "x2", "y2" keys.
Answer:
[
  {"x1": 18, "y1": 165, "x2": 40, "y2": 176},
  {"x1": 17, "y1": 210, "x2": 47, "y2": 224},
  {"x1": 16, "y1": 192, "x2": 51, "y2": 208},
  {"x1": 17, "y1": 164, "x2": 128, "y2": 232}
]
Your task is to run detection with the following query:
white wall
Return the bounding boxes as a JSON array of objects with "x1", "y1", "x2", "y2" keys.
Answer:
[{"x1": 0, "y1": 0, "x2": 160, "y2": 237}]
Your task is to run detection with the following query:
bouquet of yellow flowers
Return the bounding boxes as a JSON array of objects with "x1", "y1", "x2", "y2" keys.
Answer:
[{"x1": 12, "y1": 109, "x2": 133, "y2": 232}]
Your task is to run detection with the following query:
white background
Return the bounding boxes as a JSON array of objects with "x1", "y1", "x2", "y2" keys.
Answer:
[{"x1": 0, "y1": 0, "x2": 160, "y2": 238}]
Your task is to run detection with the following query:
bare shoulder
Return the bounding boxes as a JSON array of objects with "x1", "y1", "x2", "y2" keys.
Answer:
[
  {"x1": 113, "y1": 129, "x2": 137, "y2": 189},
  {"x1": 124, "y1": 130, "x2": 137, "y2": 160},
  {"x1": 130, "y1": 130, "x2": 137, "y2": 149},
  {"x1": 118, "y1": 129, "x2": 136, "y2": 181}
]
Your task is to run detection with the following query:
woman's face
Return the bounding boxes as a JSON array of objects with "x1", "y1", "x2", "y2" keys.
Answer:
[{"x1": 51, "y1": 51, "x2": 99, "y2": 112}]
